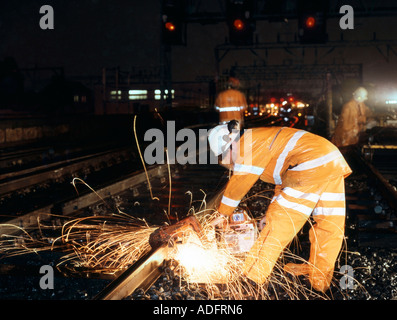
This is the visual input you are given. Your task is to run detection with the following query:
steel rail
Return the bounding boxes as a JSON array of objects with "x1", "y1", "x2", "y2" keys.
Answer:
[
  {"x1": 94, "y1": 244, "x2": 170, "y2": 300},
  {"x1": 353, "y1": 150, "x2": 397, "y2": 210},
  {"x1": 93, "y1": 187, "x2": 224, "y2": 300},
  {"x1": 0, "y1": 164, "x2": 168, "y2": 236},
  {"x1": 0, "y1": 147, "x2": 134, "y2": 196}
]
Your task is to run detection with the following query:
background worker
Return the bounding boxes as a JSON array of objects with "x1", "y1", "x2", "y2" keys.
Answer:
[
  {"x1": 331, "y1": 87, "x2": 374, "y2": 151},
  {"x1": 208, "y1": 122, "x2": 352, "y2": 292},
  {"x1": 214, "y1": 76, "x2": 248, "y2": 127}
]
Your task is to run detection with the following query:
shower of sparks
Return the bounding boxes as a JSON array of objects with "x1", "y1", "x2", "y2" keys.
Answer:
[
  {"x1": 57, "y1": 214, "x2": 157, "y2": 274},
  {"x1": 0, "y1": 182, "x2": 366, "y2": 300},
  {"x1": 0, "y1": 205, "x2": 366, "y2": 299}
]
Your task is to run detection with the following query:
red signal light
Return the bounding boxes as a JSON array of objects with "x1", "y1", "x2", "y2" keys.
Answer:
[
  {"x1": 165, "y1": 22, "x2": 176, "y2": 31},
  {"x1": 233, "y1": 19, "x2": 244, "y2": 31},
  {"x1": 305, "y1": 16, "x2": 316, "y2": 28}
]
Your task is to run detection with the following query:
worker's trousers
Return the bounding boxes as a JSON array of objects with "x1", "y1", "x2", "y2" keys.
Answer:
[{"x1": 242, "y1": 176, "x2": 346, "y2": 292}]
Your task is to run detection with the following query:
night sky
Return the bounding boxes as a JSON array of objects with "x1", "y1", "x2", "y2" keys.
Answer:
[
  {"x1": 1, "y1": 1, "x2": 161, "y2": 77},
  {"x1": 2, "y1": 0, "x2": 397, "y2": 100}
]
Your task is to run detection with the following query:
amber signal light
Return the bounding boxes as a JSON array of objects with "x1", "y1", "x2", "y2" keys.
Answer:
[
  {"x1": 305, "y1": 16, "x2": 316, "y2": 28},
  {"x1": 165, "y1": 22, "x2": 176, "y2": 31},
  {"x1": 233, "y1": 19, "x2": 244, "y2": 31}
]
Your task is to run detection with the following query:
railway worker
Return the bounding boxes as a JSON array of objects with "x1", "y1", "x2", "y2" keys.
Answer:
[
  {"x1": 331, "y1": 87, "x2": 374, "y2": 150},
  {"x1": 208, "y1": 120, "x2": 352, "y2": 292},
  {"x1": 214, "y1": 77, "x2": 248, "y2": 128}
]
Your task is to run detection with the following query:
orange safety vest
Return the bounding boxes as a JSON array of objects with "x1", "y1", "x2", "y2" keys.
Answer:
[
  {"x1": 215, "y1": 88, "x2": 247, "y2": 124},
  {"x1": 331, "y1": 99, "x2": 371, "y2": 147},
  {"x1": 218, "y1": 127, "x2": 352, "y2": 216}
]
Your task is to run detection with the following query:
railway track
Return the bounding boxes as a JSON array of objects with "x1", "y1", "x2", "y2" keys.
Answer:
[
  {"x1": 94, "y1": 146, "x2": 397, "y2": 301},
  {"x1": 0, "y1": 146, "x2": 135, "y2": 197},
  {"x1": 1, "y1": 126, "x2": 397, "y2": 300},
  {"x1": 0, "y1": 150, "x2": 228, "y2": 299}
]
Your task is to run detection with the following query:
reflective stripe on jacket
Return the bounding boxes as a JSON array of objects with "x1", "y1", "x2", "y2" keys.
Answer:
[
  {"x1": 218, "y1": 127, "x2": 352, "y2": 216},
  {"x1": 215, "y1": 89, "x2": 247, "y2": 123}
]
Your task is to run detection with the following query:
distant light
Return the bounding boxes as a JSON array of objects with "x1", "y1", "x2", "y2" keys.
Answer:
[
  {"x1": 165, "y1": 22, "x2": 176, "y2": 31},
  {"x1": 129, "y1": 89, "x2": 147, "y2": 100},
  {"x1": 298, "y1": 113, "x2": 302, "y2": 117},
  {"x1": 233, "y1": 19, "x2": 244, "y2": 31},
  {"x1": 129, "y1": 90, "x2": 147, "y2": 95},
  {"x1": 154, "y1": 88, "x2": 175, "y2": 100},
  {"x1": 386, "y1": 100, "x2": 397, "y2": 104},
  {"x1": 305, "y1": 16, "x2": 316, "y2": 28}
]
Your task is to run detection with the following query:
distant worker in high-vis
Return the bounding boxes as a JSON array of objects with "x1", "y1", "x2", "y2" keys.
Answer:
[
  {"x1": 331, "y1": 87, "x2": 374, "y2": 149},
  {"x1": 214, "y1": 77, "x2": 247, "y2": 127},
  {"x1": 208, "y1": 121, "x2": 352, "y2": 292}
]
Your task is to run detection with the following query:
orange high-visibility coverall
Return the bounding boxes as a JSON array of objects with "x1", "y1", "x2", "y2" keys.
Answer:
[
  {"x1": 331, "y1": 99, "x2": 372, "y2": 147},
  {"x1": 215, "y1": 89, "x2": 247, "y2": 126},
  {"x1": 217, "y1": 127, "x2": 352, "y2": 292}
]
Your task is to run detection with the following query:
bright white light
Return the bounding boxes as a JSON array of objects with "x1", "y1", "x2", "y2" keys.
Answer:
[
  {"x1": 174, "y1": 234, "x2": 232, "y2": 283},
  {"x1": 129, "y1": 90, "x2": 147, "y2": 95},
  {"x1": 129, "y1": 89, "x2": 148, "y2": 100}
]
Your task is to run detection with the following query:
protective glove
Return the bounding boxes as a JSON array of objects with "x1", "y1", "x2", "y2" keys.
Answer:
[
  {"x1": 210, "y1": 213, "x2": 229, "y2": 230},
  {"x1": 258, "y1": 216, "x2": 266, "y2": 231}
]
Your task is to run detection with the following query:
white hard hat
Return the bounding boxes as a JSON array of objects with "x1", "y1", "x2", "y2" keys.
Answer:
[
  {"x1": 353, "y1": 87, "x2": 368, "y2": 102},
  {"x1": 208, "y1": 124, "x2": 238, "y2": 156}
]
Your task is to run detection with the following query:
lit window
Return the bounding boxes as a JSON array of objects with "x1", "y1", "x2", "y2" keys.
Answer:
[
  {"x1": 129, "y1": 89, "x2": 148, "y2": 100},
  {"x1": 110, "y1": 90, "x2": 122, "y2": 100},
  {"x1": 73, "y1": 95, "x2": 79, "y2": 102},
  {"x1": 154, "y1": 89, "x2": 175, "y2": 100}
]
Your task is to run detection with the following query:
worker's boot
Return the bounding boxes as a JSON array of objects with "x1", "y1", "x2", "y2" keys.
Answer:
[
  {"x1": 308, "y1": 268, "x2": 334, "y2": 292},
  {"x1": 284, "y1": 263, "x2": 333, "y2": 292}
]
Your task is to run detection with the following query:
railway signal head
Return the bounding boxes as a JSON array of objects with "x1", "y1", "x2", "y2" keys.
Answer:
[
  {"x1": 161, "y1": 0, "x2": 186, "y2": 45},
  {"x1": 298, "y1": 0, "x2": 328, "y2": 44},
  {"x1": 226, "y1": 0, "x2": 255, "y2": 45}
]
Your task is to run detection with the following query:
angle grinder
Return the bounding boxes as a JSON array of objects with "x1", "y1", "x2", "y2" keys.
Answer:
[{"x1": 216, "y1": 208, "x2": 257, "y2": 255}]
